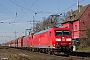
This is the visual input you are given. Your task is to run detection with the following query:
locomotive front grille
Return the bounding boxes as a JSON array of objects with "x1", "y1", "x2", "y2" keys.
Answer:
[{"x1": 56, "y1": 41, "x2": 60, "y2": 45}]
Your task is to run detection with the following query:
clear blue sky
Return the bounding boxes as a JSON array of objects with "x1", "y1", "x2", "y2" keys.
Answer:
[{"x1": 0, "y1": 0, "x2": 90, "y2": 44}]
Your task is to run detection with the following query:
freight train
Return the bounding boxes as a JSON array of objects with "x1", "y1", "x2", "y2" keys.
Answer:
[{"x1": 1, "y1": 28, "x2": 73, "y2": 55}]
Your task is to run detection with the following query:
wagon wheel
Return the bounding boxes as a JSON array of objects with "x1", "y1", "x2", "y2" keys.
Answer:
[
  {"x1": 39, "y1": 49, "x2": 42, "y2": 53},
  {"x1": 53, "y1": 50, "x2": 59, "y2": 55},
  {"x1": 53, "y1": 51, "x2": 56, "y2": 55},
  {"x1": 30, "y1": 48, "x2": 32, "y2": 52},
  {"x1": 45, "y1": 49, "x2": 48, "y2": 54},
  {"x1": 32, "y1": 48, "x2": 35, "y2": 52},
  {"x1": 45, "y1": 50, "x2": 48, "y2": 54},
  {"x1": 48, "y1": 50, "x2": 53, "y2": 55}
]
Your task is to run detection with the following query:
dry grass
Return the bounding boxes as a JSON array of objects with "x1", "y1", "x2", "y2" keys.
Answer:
[
  {"x1": 0, "y1": 47, "x2": 90, "y2": 60},
  {"x1": 76, "y1": 47, "x2": 90, "y2": 52}
]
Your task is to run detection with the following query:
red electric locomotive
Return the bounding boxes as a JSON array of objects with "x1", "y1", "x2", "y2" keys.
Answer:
[
  {"x1": 1, "y1": 27, "x2": 73, "y2": 55},
  {"x1": 32, "y1": 28, "x2": 73, "y2": 54}
]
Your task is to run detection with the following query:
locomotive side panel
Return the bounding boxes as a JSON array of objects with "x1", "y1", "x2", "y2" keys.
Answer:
[
  {"x1": 33, "y1": 34, "x2": 40, "y2": 47},
  {"x1": 39, "y1": 32, "x2": 49, "y2": 48}
]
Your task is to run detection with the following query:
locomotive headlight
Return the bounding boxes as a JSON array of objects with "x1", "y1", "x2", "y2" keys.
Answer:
[
  {"x1": 66, "y1": 38, "x2": 72, "y2": 41},
  {"x1": 54, "y1": 44, "x2": 55, "y2": 46},
  {"x1": 56, "y1": 38, "x2": 61, "y2": 41},
  {"x1": 68, "y1": 42, "x2": 71, "y2": 44}
]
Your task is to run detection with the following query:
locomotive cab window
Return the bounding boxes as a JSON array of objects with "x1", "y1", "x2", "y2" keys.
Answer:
[
  {"x1": 55, "y1": 31, "x2": 62, "y2": 36},
  {"x1": 55, "y1": 30, "x2": 70, "y2": 36},
  {"x1": 63, "y1": 31, "x2": 70, "y2": 36}
]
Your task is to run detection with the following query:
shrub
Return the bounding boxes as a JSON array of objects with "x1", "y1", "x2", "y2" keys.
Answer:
[{"x1": 86, "y1": 28, "x2": 90, "y2": 46}]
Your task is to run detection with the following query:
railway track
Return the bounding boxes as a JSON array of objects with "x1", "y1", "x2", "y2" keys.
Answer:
[
  {"x1": 0, "y1": 46, "x2": 90, "y2": 60},
  {"x1": 69, "y1": 52, "x2": 90, "y2": 57}
]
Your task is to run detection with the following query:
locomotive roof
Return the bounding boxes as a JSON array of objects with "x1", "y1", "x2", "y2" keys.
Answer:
[
  {"x1": 34, "y1": 29, "x2": 48, "y2": 35},
  {"x1": 34, "y1": 28, "x2": 70, "y2": 35}
]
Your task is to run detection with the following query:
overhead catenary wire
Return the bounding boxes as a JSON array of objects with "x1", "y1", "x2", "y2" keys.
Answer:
[
  {"x1": 0, "y1": 0, "x2": 85, "y2": 16},
  {"x1": 0, "y1": 0, "x2": 85, "y2": 25},
  {"x1": 0, "y1": 0, "x2": 26, "y2": 38},
  {"x1": 5, "y1": 0, "x2": 31, "y2": 33},
  {"x1": 0, "y1": 0, "x2": 87, "y2": 44},
  {"x1": 0, "y1": 0, "x2": 85, "y2": 24},
  {"x1": 10, "y1": 0, "x2": 55, "y2": 14},
  {"x1": 57, "y1": 0, "x2": 85, "y2": 14},
  {"x1": 10, "y1": 0, "x2": 38, "y2": 22},
  {"x1": 23, "y1": 0, "x2": 28, "y2": 7},
  {"x1": 9, "y1": 0, "x2": 35, "y2": 12},
  {"x1": 0, "y1": 3, "x2": 15, "y2": 16},
  {"x1": 0, "y1": 3, "x2": 15, "y2": 19}
]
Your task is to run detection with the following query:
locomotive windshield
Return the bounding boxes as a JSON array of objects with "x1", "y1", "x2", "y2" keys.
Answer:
[{"x1": 55, "y1": 30, "x2": 70, "y2": 36}]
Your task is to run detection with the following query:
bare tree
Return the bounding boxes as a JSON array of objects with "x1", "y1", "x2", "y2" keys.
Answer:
[
  {"x1": 34, "y1": 23, "x2": 41, "y2": 32},
  {"x1": 34, "y1": 14, "x2": 66, "y2": 33}
]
